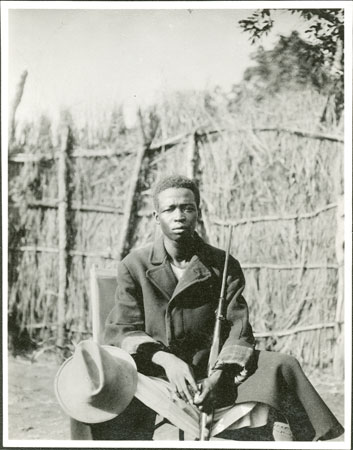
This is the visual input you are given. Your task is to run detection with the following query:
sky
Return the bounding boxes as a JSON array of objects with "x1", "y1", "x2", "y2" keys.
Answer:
[{"x1": 6, "y1": 4, "x2": 310, "y2": 125}]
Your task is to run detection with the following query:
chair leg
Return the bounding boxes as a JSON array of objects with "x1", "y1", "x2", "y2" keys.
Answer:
[
  {"x1": 154, "y1": 418, "x2": 170, "y2": 430},
  {"x1": 70, "y1": 418, "x2": 93, "y2": 440},
  {"x1": 154, "y1": 415, "x2": 185, "y2": 440}
]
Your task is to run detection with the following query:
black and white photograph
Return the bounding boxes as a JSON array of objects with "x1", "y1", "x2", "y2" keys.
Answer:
[{"x1": 2, "y1": 1, "x2": 352, "y2": 448}]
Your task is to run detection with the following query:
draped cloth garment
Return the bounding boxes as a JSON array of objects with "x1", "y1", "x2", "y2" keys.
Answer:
[{"x1": 135, "y1": 373, "x2": 269, "y2": 439}]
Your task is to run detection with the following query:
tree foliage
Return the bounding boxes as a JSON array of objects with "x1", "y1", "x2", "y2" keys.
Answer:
[
  {"x1": 239, "y1": 9, "x2": 343, "y2": 71},
  {"x1": 239, "y1": 9, "x2": 344, "y2": 120},
  {"x1": 243, "y1": 31, "x2": 333, "y2": 95}
]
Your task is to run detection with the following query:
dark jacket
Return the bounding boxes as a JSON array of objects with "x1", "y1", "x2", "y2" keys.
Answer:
[
  {"x1": 104, "y1": 234, "x2": 344, "y2": 441},
  {"x1": 104, "y1": 233, "x2": 255, "y2": 378}
]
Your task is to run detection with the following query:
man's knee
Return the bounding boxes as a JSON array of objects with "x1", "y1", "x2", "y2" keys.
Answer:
[
  {"x1": 259, "y1": 350, "x2": 300, "y2": 370},
  {"x1": 277, "y1": 353, "x2": 301, "y2": 370},
  {"x1": 274, "y1": 353, "x2": 303, "y2": 385},
  {"x1": 258, "y1": 351, "x2": 301, "y2": 379}
]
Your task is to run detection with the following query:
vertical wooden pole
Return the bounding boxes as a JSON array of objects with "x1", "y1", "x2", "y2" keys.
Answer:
[
  {"x1": 57, "y1": 127, "x2": 69, "y2": 346},
  {"x1": 186, "y1": 133, "x2": 198, "y2": 180},
  {"x1": 117, "y1": 109, "x2": 148, "y2": 260},
  {"x1": 333, "y1": 194, "x2": 344, "y2": 379},
  {"x1": 9, "y1": 70, "x2": 28, "y2": 147},
  {"x1": 193, "y1": 133, "x2": 210, "y2": 243},
  {"x1": 117, "y1": 144, "x2": 147, "y2": 260}
]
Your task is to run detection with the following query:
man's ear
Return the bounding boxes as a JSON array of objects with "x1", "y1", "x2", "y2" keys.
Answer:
[{"x1": 153, "y1": 210, "x2": 160, "y2": 224}]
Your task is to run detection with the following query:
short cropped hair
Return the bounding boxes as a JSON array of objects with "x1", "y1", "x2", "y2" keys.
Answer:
[{"x1": 153, "y1": 175, "x2": 200, "y2": 210}]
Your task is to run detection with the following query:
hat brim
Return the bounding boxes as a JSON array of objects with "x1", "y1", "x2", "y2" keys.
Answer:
[{"x1": 54, "y1": 345, "x2": 137, "y2": 424}]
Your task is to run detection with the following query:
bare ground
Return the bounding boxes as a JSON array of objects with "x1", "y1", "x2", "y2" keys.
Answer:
[{"x1": 7, "y1": 353, "x2": 345, "y2": 442}]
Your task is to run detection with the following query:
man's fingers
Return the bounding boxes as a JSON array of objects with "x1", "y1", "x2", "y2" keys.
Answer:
[
  {"x1": 169, "y1": 382, "x2": 180, "y2": 400},
  {"x1": 226, "y1": 278, "x2": 241, "y2": 301},
  {"x1": 172, "y1": 377, "x2": 193, "y2": 404},
  {"x1": 165, "y1": 361, "x2": 198, "y2": 403},
  {"x1": 179, "y1": 391, "x2": 188, "y2": 403},
  {"x1": 186, "y1": 391, "x2": 194, "y2": 404},
  {"x1": 177, "y1": 388, "x2": 189, "y2": 404},
  {"x1": 227, "y1": 277, "x2": 239, "y2": 287},
  {"x1": 193, "y1": 386, "x2": 209, "y2": 405},
  {"x1": 180, "y1": 368, "x2": 197, "y2": 403},
  {"x1": 235, "y1": 285, "x2": 245, "y2": 298},
  {"x1": 186, "y1": 374, "x2": 198, "y2": 394},
  {"x1": 179, "y1": 381, "x2": 194, "y2": 404}
]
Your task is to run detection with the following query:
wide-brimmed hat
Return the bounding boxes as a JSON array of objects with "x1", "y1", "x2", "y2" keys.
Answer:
[{"x1": 54, "y1": 340, "x2": 137, "y2": 424}]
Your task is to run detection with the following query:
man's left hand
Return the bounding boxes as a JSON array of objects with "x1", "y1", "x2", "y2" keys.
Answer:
[{"x1": 193, "y1": 370, "x2": 223, "y2": 413}]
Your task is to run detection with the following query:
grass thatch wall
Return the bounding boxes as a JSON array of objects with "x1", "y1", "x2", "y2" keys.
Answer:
[{"x1": 8, "y1": 89, "x2": 344, "y2": 371}]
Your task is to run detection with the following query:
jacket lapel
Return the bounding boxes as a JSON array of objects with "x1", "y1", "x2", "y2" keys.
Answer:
[
  {"x1": 171, "y1": 256, "x2": 212, "y2": 300},
  {"x1": 146, "y1": 233, "x2": 214, "y2": 345},
  {"x1": 146, "y1": 262, "x2": 177, "y2": 300},
  {"x1": 146, "y1": 233, "x2": 213, "y2": 301},
  {"x1": 146, "y1": 235, "x2": 177, "y2": 300}
]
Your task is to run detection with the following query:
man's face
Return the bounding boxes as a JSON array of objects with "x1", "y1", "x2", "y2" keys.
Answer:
[{"x1": 153, "y1": 188, "x2": 199, "y2": 242}]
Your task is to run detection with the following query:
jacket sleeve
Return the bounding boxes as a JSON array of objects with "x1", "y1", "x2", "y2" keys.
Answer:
[
  {"x1": 103, "y1": 260, "x2": 168, "y2": 359},
  {"x1": 212, "y1": 256, "x2": 255, "y2": 372}
]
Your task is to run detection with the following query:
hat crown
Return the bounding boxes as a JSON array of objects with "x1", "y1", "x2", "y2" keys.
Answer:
[
  {"x1": 75, "y1": 343, "x2": 105, "y2": 397},
  {"x1": 55, "y1": 340, "x2": 137, "y2": 423}
]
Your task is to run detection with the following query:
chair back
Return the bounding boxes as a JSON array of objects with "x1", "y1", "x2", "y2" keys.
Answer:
[
  {"x1": 90, "y1": 265, "x2": 117, "y2": 344},
  {"x1": 83, "y1": 265, "x2": 186, "y2": 440}
]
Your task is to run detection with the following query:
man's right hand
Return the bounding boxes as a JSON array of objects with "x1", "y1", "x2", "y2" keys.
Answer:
[{"x1": 151, "y1": 351, "x2": 198, "y2": 404}]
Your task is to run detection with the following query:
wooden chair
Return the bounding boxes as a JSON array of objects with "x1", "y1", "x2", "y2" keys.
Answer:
[
  {"x1": 70, "y1": 265, "x2": 184, "y2": 440},
  {"x1": 90, "y1": 265, "x2": 118, "y2": 345}
]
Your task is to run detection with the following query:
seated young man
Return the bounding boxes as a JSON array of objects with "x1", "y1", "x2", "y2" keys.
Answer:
[{"x1": 100, "y1": 175, "x2": 344, "y2": 441}]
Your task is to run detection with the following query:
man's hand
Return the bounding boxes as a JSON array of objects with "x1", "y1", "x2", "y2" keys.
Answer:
[
  {"x1": 193, "y1": 369, "x2": 223, "y2": 412},
  {"x1": 152, "y1": 351, "x2": 198, "y2": 404}
]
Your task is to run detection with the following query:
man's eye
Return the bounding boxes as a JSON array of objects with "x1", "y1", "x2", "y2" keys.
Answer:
[{"x1": 184, "y1": 207, "x2": 195, "y2": 212}]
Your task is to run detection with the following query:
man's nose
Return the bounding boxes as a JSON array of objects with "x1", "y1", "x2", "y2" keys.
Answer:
[{"x1": 174, "y1": 208, "x2": 186, "y2": 221}]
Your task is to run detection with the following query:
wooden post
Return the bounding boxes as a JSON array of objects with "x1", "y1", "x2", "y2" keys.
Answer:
[
  {"x1": 117, "y1": 144, "x2": 147, "y2": 260},
  {"x1": 333, "y1": 194, "x2": 344, "y2": 379},
  {"x1": 186, "y1": 133, "x2": 198, "y2": 180},
  {"x1": 57, "y1": 128, "x2": 70, "y2": 346},
  {"x1": 193, "y1": 133, "x2": 210, "y2": 243},
  {"x1": 117, "y1": 111, "x2": 148, "y2": 260},
  {"x1": 9, "y1": 70, "x2": 28, "y2": 147}
]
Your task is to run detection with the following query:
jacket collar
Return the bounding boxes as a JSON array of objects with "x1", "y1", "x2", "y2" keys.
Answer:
[
  {"x1": 149, "y1": 232, "x2": 208, "y2": 265},
  {"x1": 149, "y1": 234, "x2": 169, "y2": 265},
  {"x1": 147, "y1": 232, "x2": 213, "y2": 301}
]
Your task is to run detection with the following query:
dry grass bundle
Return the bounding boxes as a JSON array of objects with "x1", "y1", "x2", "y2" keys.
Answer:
[
  {"x1": 8, "y1": 88, "x2": 344, "y2": 372},
  {"x1": 8, "y1": 116, "x2": 140, "y2": 345},
  {"x1": 194, "y1": 92, "x2": 342, "y2": 369}
]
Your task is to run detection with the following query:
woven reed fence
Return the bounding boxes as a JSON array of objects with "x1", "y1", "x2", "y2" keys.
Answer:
[{"x1": 8, "y1": 90, "x2": 344, "y2": 374}]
